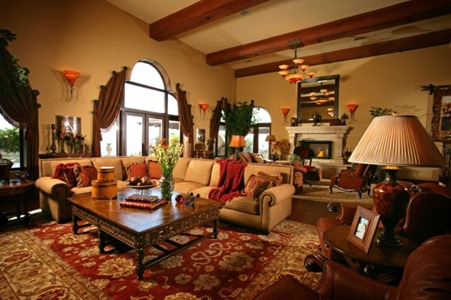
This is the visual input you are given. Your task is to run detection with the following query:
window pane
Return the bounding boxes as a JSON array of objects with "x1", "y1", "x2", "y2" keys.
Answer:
[
  {"x1": 100, "y1": 122, "x2": 118, "y2": 157},
  {"x1": 254, "y1": 107, "x2": 271, "y2": 123},
  {"x1": 125, "y1": 83, "x2": 165, "y2": 113},
  {"x1": 169, "y1": 120, "x2": 180, "y2": 141},
  {"x1": 148, "y1": 117, "x2": 163, "y2": 150},
  {"x1": 168, "y1": 94, "x2": 178, "y2": 116},
  {"x1": 244, "y1": 128, "x2": 254, "y2": 152},
  {"x1": 126, "y1": 115, "x2": 144, "y2": 156},
  {"x1": 217, "y1": 125, "x2": 226, "y2": 156},
  {"x1": 0, "y1": 114, "x2": 20, "y2": 168},
  {"x1": 129, "y1": 61, "x2": 164, "y2": 89},
  {"x1": 258, "y1": 127, "x2": 271, "y2": 159}
]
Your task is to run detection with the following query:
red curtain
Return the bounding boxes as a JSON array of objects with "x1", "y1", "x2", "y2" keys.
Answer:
[
  {"x1": 176, "y1": 83, "x2": 194, "y2": 155},
  {"x1": 0, "y1": 30, "x2": 40, "y2": 179},
  {"x1": 92, "y1": 67, "x2": 127, "y2": 157}
]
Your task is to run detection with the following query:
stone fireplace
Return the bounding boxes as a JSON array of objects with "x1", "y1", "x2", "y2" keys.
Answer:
[{"x1": 286, "y1": 126, "x2": 352, "y2": 164}]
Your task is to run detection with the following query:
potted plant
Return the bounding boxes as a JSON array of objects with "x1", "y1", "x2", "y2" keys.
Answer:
[{"x1": 223, "y1": 100, "x2": 256, "y2": 154}]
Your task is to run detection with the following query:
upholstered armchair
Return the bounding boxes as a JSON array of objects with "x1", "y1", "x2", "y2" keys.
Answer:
[
  {"x1": 329, "y1": 164, "x2": 377, "y2": 198},
  {"x1": 254, "y1": 234, "x2": 451, "y2": 300},
  {"x1": 317, "y1": 182, "x2": 451, "y2": 259}
]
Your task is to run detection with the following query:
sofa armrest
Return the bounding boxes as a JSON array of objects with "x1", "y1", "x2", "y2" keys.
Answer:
[
  {"x1": 35, "y1": 176, "x2": 71, "y2": 197},
  {"x1": 259, "y1": 183, "x2": 295, "y2": 206}
]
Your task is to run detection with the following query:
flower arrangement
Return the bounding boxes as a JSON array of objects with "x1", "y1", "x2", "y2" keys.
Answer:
[{"x1": 150, "y1": 138, "x2": 184, "y2": 178}]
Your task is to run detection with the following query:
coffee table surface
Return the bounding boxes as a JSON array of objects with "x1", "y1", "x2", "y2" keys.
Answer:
[{"x1": 69, "y1": 188, "x2": 222, "y2": 233}]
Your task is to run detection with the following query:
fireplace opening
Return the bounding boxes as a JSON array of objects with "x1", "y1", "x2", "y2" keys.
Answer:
[{"x1": 300, "y1": 140, "x2": 332, "y2": 159}]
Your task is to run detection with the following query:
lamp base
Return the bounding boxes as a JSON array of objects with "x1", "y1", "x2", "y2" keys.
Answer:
[{"x1": 372, "y1": 167, "x2": 409, "y2": 248}]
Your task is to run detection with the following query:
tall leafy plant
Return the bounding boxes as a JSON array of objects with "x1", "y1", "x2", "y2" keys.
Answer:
[{"x1": 223, "y1": 100, "x2": 256, "y2": 136}]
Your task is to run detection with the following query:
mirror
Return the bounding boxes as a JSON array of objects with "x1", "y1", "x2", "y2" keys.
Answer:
[{"x1": 296, "y1": 75, "x2": 340, "y2": 124}]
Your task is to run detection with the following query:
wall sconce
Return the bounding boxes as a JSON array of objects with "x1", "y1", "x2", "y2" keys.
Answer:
[
  {"x1": 63, "y1": 69, "x2": 80, "y2": 101},
  {"x1": 347, "y1": 104, "x2": 359, "y2": 120},
  {"x1": 281, "y1": 107, "x2": 290, "y2": 122},
  {"x1": 199, "y1": 103, "x2": 209, "y2": 120}
]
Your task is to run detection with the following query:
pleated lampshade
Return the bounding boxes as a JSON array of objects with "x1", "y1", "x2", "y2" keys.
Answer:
[{"x1": 348, "y1": 115, "x2": 445, "y2": 167}]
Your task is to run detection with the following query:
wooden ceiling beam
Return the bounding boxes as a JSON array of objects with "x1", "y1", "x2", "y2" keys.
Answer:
[
  {"x1": 208, "y1": 0, "x2": 451, "y2": 65},
  {"x1": 148, "y1": 0, "x2": 270, "y2": 41},
  {"x1": 235, "y1": 29, "x2": 451, "y2": 78}
]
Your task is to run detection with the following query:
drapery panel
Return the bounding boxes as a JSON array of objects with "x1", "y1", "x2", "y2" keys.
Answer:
[
  {"x1": 208, "y1": 97, "x2": 227, "y2": 153},
  {"x1": 176, "y1": 83, "x2": 194, "y2": 156},
  {"x1": 0, "y1": 30, "x2": 40, "y2": 179},
  {"x1": 92, "y1": 67, "x2": 127, "y2": 157}
]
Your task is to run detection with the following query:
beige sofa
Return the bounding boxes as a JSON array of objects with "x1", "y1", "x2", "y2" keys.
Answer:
[{"x1": 36, "y1": 156, "x2": 294, "y2": 233}]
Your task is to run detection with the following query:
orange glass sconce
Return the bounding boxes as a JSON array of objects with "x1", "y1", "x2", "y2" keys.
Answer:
[
  {"x1": 347, "y1": 104, "x2": 359, "y2": 120},
  {"x1": 281, "y1": 107, "x2": 290, "y2": 122},
  {"x1": 199, "y1": 103, "x2": 209, "y2": 120},
  {"x1": 63, "y1": 70, "x2": 80, "y2": 100}
]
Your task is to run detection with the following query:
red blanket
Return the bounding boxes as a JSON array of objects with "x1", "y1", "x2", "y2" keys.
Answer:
[{"x1": 209, "y1": 159, "x2": 246, "y2": 204}]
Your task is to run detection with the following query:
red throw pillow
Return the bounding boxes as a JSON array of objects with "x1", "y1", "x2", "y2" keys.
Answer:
[
  {"x1": 52, "y1": 163, "x2": 81, "y2": 187},
  {"x1": 256, "y1": 171, "x2": 283, "y2": 186},
  {"x1": 242, "y1": 175, "x2": 271, "y2": 199},
  {"x1": 126, "y1": 163, "x2": 148, "y2": 180},
  {"x1": 148, "y1": 161, "x2": 163, "y2": 179},
  {"x1": 74, "y1": 165, "x2": 97, "y2": 187}
]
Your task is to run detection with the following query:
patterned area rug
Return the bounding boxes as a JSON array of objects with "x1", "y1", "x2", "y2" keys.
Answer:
[
  {"x1": 0, "y1": 213, "x2": 321, "y2": 299},
  {"x1": 295, "y1": 185, "x2": 373, "y2": 207}
]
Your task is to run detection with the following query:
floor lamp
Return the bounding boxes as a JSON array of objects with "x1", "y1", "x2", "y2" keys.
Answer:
[{"x1": 348, "y1": 115, "x2": 445, "y2": 247}]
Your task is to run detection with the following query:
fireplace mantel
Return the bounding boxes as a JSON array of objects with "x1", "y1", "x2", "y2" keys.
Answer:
[{"x1": 286, "y1": 126, "x2": 352, "y2": 164}]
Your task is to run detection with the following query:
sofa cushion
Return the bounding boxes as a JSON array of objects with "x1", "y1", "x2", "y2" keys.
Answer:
[
  {"x1": 91, "y1": 158, "x2": 124, "y2": 180},
  {"x1": 256, "y1": 171, "x2": 283, "y2": 187},
  {"x1": 243, "y1": 174, "x2": 272, "y2": 199},
  {"x1": 74, "y1": 165, "x2": 97, "y2": 187},
  {"x1": 174, "y1": 181, "x2": 205, "y2": 195},
  {"x1": 184, "y1": 159, "x2": 215, "y2": 185},
  {"x1": 172, "y1": 158, "x2": 191, "y2": 182},
  {"x1": 126, "y1": 163, "x2": 148, "y2": 181},
  {"x1": 46, "y1": 159, "x2": 92, "y2": 178},
  {"x1": 210, "y1": 163, "x2": 221, "y2": 186},
  {"x1": 223, "y1": 195, "x2": 259, "y2": 215},
  {"x1": 52, "y1": 162, "x2": 81, "y2": 187},
  {"x1": 147, "y1": 161, "x2": 163, "y2": 179},
  {"x1": 250, "y1": 153, "x2": 264, "y2": 163}
]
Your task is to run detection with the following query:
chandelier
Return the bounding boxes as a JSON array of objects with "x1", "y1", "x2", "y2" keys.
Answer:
[{"x1": 279, "y1": 38, "x2": 315, "y2": 84}]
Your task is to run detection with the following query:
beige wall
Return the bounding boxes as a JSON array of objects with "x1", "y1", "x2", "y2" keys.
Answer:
[{"x1": 1, "y1": 0, "x2": 235, "y2": 153}]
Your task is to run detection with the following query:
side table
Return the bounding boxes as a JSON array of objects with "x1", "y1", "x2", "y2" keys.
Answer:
[
  {"x1": 323, "y1": 225, "x2": 418, "y2": 285},
  {"x1": 0, "y1": 180, "x2": 35, "y2": 228}
]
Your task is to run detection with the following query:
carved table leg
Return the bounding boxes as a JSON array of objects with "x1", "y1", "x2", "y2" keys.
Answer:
[
  {"x1": 72, "y1": 215, "x2": 80, "y2": 234},
  {"x1": 136, "y1": 242, "x2": 144, "y2": 280},
  {"x1": 213, "y1": 216, "x2": 219, "y2": 239},
  {"x1": 99, "y1": 230, "x2": 107, "y2": 254}
]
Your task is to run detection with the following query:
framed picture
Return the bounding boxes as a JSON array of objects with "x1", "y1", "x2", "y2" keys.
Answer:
[
  {"x1": 347, "y1": 206, "x2": 380, "y2": 253},
  {"x1": 197, "y1": 128, "x2": 206, "y2": 143},
  {"x1": 431, "y1": 87, "x2": 451, "y2": 141},
  {"x1": 56, "y1": 115, "x2": 81, "y2": 135}
]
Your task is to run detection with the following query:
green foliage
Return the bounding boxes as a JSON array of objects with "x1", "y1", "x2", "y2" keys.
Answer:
[
  {"x1": 369, "y1": 106, "x2": 392, "y2": 118},
  {"x1": 223, "y1": 101, "x2": 256, "y2": 136},
  {"x1": 0, "y1": 127, "x2": 19, "y2": 153}
]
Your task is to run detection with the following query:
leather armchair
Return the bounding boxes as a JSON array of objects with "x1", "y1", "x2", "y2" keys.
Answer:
[
  {"x1": 254, "y1": 234, "x2": 451, "y2": 300},
  {"x1": 329, "y1": 164, "x2": 377, "y2": 198}
]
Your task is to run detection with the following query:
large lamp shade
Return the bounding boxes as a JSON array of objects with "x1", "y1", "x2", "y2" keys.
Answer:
[{"x1": 349, "y1": 115, "x2": 445, "y2": 247}]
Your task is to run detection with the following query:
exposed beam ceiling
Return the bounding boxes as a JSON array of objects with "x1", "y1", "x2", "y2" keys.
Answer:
[{"x1": 107, "y1": 0, "x2": 451, "y2": 78}]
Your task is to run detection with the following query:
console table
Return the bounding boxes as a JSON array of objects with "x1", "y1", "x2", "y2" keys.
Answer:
[{"x1": 323, "y1": 225, "x2": 418, "y2": 284}]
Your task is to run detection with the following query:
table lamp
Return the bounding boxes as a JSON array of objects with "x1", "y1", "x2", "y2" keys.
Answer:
[
  {"x1": 348, "y1": 115, "x2": 445, "y2": 247},
  {"x1": 229, "y1": 135, "x2": 245, "y2": 160}
]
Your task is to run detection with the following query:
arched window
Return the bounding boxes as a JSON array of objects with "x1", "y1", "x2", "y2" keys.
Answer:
[{"x1": 100, "y1": 59, "x2": 180, "y2": 156}]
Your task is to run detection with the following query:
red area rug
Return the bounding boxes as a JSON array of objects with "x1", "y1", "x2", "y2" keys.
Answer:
[{"x1": 0, "y1": 213, "x2": 320, "y2": 299}]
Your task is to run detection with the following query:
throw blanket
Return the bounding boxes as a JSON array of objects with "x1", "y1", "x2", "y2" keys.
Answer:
[{"x1": 209, "y1": 159, "x2": 246, "y2": 204}]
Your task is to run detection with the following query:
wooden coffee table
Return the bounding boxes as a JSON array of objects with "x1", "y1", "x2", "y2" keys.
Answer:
[{"x1": 69, "y1": 188, "x2": 222, "y2": 279}]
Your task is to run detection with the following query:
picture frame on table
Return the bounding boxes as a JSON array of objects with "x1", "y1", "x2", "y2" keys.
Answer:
[{"x1": 347, "y1": 206, "x2": 380, "y2": 253}]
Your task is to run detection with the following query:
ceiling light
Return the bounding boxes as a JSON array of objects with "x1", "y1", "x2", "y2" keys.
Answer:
[{"x1": 279, "y1": 38, "x2": 315, "y2": 84}]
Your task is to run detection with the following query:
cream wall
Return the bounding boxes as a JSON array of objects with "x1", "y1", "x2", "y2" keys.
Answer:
[
  {"x1": 237, "y1": 45, "x2": 451, "y2": 180},
  {"x1": 1, "y1": 0, "x2": 235, "y2": 153}
]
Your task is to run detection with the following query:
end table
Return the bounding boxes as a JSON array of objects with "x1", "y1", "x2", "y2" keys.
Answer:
[{"x1": 0, "y1": 180, "x2": 35, "y2": 228}]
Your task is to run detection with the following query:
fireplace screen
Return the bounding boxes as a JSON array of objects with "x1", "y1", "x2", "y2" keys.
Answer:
[{"x1": 300, "y1": 140, "x2": 332, "y2": 159}]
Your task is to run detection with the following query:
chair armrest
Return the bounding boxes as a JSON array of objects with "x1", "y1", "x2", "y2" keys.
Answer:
[
  {"x1": 259, "y1": 183, "x2": 295, "y2": 206},
  {"x1": 35, "y1": 177, "x2": 71, "y2": 196},
  {"x1": 326, "y1": 202, "x2": 358, "y2": 224},
  {"x1": 304, "y1": 252, "x2": 328, "y2": 272},
  {"x1": 316, "y1": 260, "x2": 397, "y2": 299}
]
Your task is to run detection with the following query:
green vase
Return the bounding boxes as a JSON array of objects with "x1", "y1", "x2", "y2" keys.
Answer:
[{"x1": 160, "y1": 175, "x2": 174, "y2": 200}]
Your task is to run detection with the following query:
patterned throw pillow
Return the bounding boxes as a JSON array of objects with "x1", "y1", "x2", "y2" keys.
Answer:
[
  {"x1": 74, "y1": 165, "x2": 97, "y2": 187},
  {"x1": 126, "y1": 163, "x2": 148, "y2": 180},
  {"x1": 242, "y1": 175, "x2": 272, "y2": 199},
  {"x1": 148, "y1": 161, "x2": 163, "y2": 179},
  {"x1": 52, "y1": 163, "x2": 81, "y2": 187},
  {"x1": 256, "y1": 171, "x2": 283, "y2": 186}
]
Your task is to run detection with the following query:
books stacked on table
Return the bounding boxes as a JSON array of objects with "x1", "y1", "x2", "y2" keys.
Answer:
[{"x1": 119, "y1": 194, "x2": 166, "y2": 210}]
